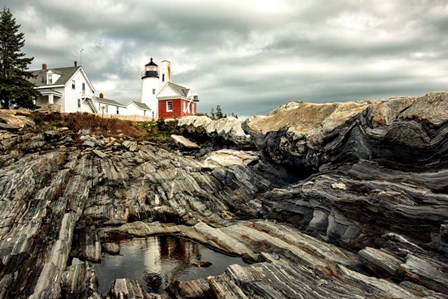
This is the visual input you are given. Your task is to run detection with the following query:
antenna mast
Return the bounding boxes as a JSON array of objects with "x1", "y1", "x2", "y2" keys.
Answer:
[{"x1": 80, "y1": 49, "x2": 84, "y2": 66}]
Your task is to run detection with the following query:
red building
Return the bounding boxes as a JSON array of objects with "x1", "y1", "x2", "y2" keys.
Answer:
[
  {"x1": 140, "y1": 58, "x2": 199, "y2": 120},
  {"x1": 157, "y1": 82, "x2": 199, "y2": 119}
]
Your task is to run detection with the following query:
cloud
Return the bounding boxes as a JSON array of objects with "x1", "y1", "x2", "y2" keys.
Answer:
[{"x1": 4, "y1": 0, "x2": 448, "y2": 116}]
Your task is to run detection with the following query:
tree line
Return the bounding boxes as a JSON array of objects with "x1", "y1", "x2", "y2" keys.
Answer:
[{"x1": 209, "y1": 104, "x2": 238, "y2": 119}]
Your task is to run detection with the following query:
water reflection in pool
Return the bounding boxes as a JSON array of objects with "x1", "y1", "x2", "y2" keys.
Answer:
[{"x1": 94, "y1": 236, "x2": 247, "y2": 294}]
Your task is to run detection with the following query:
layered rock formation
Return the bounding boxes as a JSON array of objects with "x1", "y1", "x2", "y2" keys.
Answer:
[
  {"x1": 177, "y1": 116, "x2": 254, "y2": 149},
  {"x1": 0, "y1": 92, "x2": 447, "y2": 299},
  {"x1": 244, "y1": 92, "x2": 447, "y2": 170}
]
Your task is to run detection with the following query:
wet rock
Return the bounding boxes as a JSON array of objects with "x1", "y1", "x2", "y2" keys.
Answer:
[
  {"x1": 191, "y1": 260, "x2": 212, "y2": 268},
  {"x1": 241, "y1": 253, "x2": 261, "y2": 264},
  {"x1": 102, "y1": 242, "x2": 120, "y2": 255},
  {"x1": 168, "y1": 279, "x2": 211, "y2": 299},
  {"x1": 108, "y1": 279, "x2": 154, "y2": 299},
  {"x1": 61, "y1": 262, "x2": 101, "y2": 298}
]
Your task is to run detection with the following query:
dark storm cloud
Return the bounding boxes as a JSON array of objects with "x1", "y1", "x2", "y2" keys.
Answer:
[{"x1": 3, "y1": 0, "x2": 448, "y2": 116}]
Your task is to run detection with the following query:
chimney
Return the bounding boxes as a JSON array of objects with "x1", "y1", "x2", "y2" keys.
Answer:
[
  {"x1": 99, "y1": 93, "x2": 104, "y2": 98},
  {"x1": 42, "y1": 63, "x2": 47, "y2": 71},
  {"x1": 74, "y1": 61, "x2": 77, "y2": 67}
]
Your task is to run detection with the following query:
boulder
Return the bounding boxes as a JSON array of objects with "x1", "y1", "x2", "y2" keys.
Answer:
[
  {"x1": 171, "y1": 134, "x2": 199, "y2": 149},
  {"x1": 178, "y1": 116, "x2": 254, "y2": 148},
  {"x1": 0, "y1": 110, "x2": 34, "y2": 128},
  {"x1": 203, "y1": 149, "x2": 258, "y2": 168}
]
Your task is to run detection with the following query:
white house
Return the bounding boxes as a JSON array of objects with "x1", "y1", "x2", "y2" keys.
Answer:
[
  {"x1": 124, "y1": 101, "x2": 152, "y2": 118},
  {"x1": 94, "y1": 93, "x2": 126, "y2": 115},
  {"x1": 30, "y1": 62, "x2": 99, "y2": 113}
]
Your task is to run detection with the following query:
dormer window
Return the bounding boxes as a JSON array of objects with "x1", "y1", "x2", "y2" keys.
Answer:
[{"x1": 47, "y1": 73, "x2": 53, "y2": 84}]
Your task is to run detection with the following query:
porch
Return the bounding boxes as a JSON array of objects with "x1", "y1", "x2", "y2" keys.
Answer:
[{"x1": 34, "y1": 89, "x2": 62, "y2": 112}]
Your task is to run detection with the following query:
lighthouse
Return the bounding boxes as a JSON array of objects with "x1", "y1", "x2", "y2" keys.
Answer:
[
  {"x1": 141, "y1": 58, "x2": 160, "y2": 119},
  {"x1": 141, "y1": 58, "x2": 172, "y2": 119},
  {"x1": 141, "y1": 58, "x2": 197, "y2": 120}
]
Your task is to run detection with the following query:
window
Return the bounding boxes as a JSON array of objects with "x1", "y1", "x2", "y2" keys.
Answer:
[
  {"x1": 48, "y1": 74, "x2": 53, "y2": 84},
  {"x1": 116, "y1": 107, "x2": 119, "y2": 114},
  {"x1": 143, "y1": 110, "x2": 146, "y2": 116},
  {"x1": 77, "y1": 99, "x2": 81, "y2": 108},
  {"x1": 72, "y1": 80, "x2": 75, "y2": 89},
  {"x1": 152, "y1": 88, "x2": 156, "y2": 95},
  {"x1": 166, "y1": 101, "x2": 173, "y2": 112},
  {"x1": 162, "y1": 74, "x2": 165, "y2": 82},
  {"x1": 82, "y1": 83, "x2": 86, "y2": 94}
]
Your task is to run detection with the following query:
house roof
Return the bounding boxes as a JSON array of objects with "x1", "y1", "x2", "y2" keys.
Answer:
[
  {"x1": 29, "y1": 66, "x2": 81, "y2": 87},
  {"x1": 158, "y1": 82, "x2": 190, "y2": 98},
  {"x1": 126, "y1": 101, "x2": 151, "y2": 110},
  {"x1": 95, "y1": 96, "x2": 125, "y2": 107}
]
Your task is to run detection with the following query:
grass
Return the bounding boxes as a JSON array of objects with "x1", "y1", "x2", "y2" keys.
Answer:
[
  {"x1": 31, "y1": 112, "x2": 148, "y2": 140},
  {"x1": 30, "y1": 112, "x2": 184, "y2": 143}
]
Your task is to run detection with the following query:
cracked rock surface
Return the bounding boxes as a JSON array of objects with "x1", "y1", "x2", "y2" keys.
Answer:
[{"x1": 0, "y1": 92, "x2": 447, "y2": 299}]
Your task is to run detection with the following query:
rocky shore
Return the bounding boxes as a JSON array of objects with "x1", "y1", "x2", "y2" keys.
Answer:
[{"x1": 0, "y1": 92, "x2": 447, "y2": 298}]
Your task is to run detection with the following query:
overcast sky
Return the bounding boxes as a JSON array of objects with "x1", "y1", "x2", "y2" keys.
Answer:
[{"x1": 4, "y1": 0, "x2": 448, "y2": 116}]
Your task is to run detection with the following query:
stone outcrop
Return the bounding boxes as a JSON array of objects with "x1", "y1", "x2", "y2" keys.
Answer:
[
  {"x1": 244, "y1": 92, "x2": 448, "y2": 170},
  {"x1": 0, "y1": 92, "x2": 447, "y2": 298},
  {"x1": 177, "y1": 116, "x2": 254, "y2": 148},
  {"x1": 171, "y1": 134, "x2": 199, "y2": 149},
  {"x1": 0, "y1": 110, "x2": 34, "y2": 129},
  {"x1": 203, "y1": 149, "x2": 259, "y2": 169}
]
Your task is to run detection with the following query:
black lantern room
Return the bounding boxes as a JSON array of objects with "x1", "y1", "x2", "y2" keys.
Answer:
[{"x1": 142, "y1": 58, "x2": 159, "y2": 79}]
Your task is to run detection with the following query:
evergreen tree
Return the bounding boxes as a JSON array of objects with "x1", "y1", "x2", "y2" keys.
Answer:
[
  {"x1": 215, "y1": 104, "x2": 223, "y2": 119},
  {"x1": 0, "y1": 7, "x2": 38, "y2": 109}
]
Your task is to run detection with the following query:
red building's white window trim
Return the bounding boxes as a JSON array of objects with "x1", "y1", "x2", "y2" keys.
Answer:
[{"x1": 166, "y1": 101, "x2": 173, "y2": 112}]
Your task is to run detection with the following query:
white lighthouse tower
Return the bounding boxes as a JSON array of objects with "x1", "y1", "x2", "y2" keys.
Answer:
[
  {"x1": 141, "y1": 58, "x2": 160, "y2": 119},
  {"x1": 141, "y1": 58, "x2": 172, "y2": 119}
]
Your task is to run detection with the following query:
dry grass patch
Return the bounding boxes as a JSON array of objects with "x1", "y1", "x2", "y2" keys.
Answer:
[{"x1": 31, "y1": 112, "x2": 148, "y2": 140}]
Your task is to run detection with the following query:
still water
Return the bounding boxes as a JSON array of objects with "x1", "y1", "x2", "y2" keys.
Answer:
[{"x1": 94, "y1": 236, "x2": 247, "y2": 294}]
